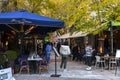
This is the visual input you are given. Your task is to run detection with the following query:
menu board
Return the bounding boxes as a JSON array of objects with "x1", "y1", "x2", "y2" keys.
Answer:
[
  {"x1": 116, "y1": 49, "x2": 120, "y2": 58},
  {"x1": 0, "y1": 67, "x2": 13, "y2": 80}
]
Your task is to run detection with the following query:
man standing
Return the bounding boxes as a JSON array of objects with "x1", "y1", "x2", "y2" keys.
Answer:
[{"x1": 85, "y1": 43, "x2": 93, "y2": 70}]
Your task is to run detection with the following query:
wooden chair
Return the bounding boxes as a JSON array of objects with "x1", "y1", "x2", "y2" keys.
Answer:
[
  {"x1": 19, "y1": 59, "x2": 30, "y2": 74},
  {"x1": 38, "y1": 59, "x2": 48, "y2": 74}
]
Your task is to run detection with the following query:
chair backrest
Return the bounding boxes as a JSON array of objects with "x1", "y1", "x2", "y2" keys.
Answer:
[
  {"x1": 109, "y1": 58, "x2": 116, "y2": 62},
  {"x1": 41, "y1": 60, "x2": 48, "y2": 65},
  {"x1": 40, "y1": 57, "x2": 48, "y2": 66},
  {"x1": 20, "y1": 59, "x2": 29, "y2": 66},
  {"x1": 95, "y1": 56, "x2": 101, "y2": 62}
]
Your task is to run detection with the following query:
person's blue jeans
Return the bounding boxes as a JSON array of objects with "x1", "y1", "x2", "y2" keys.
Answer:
[{"x1": 46, "y1": 52, "x2": 51, "y2": 63}]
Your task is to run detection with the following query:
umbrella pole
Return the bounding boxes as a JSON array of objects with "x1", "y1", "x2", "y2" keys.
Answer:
[
  {"x1": 35, "y1": 37, "x2": 37, "y2": 54},
  {"x1": 19, "y1": 33, "x2": 24, "y2": 54}
]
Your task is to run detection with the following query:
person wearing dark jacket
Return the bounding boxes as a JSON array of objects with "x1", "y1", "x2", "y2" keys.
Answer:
[{"x1": 72, "y1": 45, "x2": 79, "y2": 61}]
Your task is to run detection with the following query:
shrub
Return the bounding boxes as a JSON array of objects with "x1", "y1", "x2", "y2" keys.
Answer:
[{"x1": 5, "y1": 50, "x2": 18, "y2": 60}]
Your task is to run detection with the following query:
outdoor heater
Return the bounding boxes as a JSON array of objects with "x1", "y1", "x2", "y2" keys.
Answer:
[{"x1": 98, "y1": 37, "x2": 104, "y2": 54}]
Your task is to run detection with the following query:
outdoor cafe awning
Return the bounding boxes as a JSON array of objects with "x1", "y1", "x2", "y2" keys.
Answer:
[
  {"x1": 0, "y1": 10, "x2": 64, "y2": 34},
  {"x1": 58, "y1": 33, "x2": 70, "y2": 39},
  {"x1": 58, "y1": 31, "x2": 88, "y2": 39}
]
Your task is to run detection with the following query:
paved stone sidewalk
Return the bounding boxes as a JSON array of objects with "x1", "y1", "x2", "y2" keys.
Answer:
[
  {"x1": 14, "y1": 53, "x2": 120, "y2": 80},
  {"x1": 14, "y1": 61, "x2": 120, "y2": 80}
]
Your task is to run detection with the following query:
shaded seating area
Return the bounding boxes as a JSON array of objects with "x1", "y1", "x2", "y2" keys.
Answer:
[
  {"x1": 16, "y1": 52, "x2": 50, "y2": 74},
  {"x1": 0, "y1": 9, "x2": 65, "y2": 77}
]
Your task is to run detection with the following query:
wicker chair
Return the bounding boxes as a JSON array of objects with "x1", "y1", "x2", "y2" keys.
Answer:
[
  {"x1": 19, "y1": 59, "x2": 30, "y2": 74},
  {"x1": 38, "y1": 58, "x2": 48, "y2": 74}
]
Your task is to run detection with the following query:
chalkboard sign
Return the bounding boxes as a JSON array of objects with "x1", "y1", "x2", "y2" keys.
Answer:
[
  {"x1": 53, "y1": 47, "x2": 60, "y2": 57},
  {"x1": 115, "y1": 49, "x2": 120, "y2": 58}
]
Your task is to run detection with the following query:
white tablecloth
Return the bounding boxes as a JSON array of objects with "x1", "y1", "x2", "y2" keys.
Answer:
[{"x1": 27, "y1": 57, "x2": 43, "y2": 61}]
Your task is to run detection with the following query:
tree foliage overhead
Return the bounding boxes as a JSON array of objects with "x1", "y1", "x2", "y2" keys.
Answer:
[
  {"x1": 1, "y1": 0, "x2": 120, "y2": 35},
  {"x1": 50, "y1": 0, "x2": 120, "y2": 35}
]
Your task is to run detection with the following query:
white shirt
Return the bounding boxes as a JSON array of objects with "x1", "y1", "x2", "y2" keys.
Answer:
[{"x1": 60, "y1": 45, "x2": 71, "y2": 56}]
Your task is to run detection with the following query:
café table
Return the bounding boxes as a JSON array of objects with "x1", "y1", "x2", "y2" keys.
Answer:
[
  {"x1": 100, "y1": 56, "x2": 115, "y2": 59},
  {"x1": 27, "y1": 57, "x2": 43, "y2": 61},
  {"x1": 100, "y1": 56, "x2": 115, "y2": 70},
  {"x1": 27, "y1": 56, "x2": 43, "y2": 74}
]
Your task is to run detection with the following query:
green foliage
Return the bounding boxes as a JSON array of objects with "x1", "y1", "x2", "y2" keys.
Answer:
[
  {"x1": 5, "y1": 50, "x2": 18, "y2": 60},
  {"x1": 0, "y1": 55, "x2": 6, "y2": 65}
]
